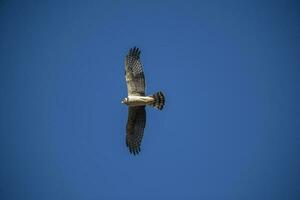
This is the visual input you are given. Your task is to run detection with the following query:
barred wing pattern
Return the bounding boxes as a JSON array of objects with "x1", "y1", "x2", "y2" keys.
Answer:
[
  {"x1": 126, "y1": 106, "x2": 146, "y2": 155},
  {"x1": 125, "y1": 47, "x2": 146, "y2": 96}
]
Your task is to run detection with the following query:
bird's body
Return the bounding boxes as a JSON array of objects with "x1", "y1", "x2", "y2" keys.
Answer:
[
  {"x1": 122, "y1": 47, "x2": 165, "y2": 155},
  {"x1": 123, "y1": 96, "x2": 155, "y2": 106}
]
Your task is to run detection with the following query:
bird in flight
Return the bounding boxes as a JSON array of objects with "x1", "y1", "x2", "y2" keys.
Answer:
[{"x1": 122, "y1": 47, "x2": 165, "y2": 155}]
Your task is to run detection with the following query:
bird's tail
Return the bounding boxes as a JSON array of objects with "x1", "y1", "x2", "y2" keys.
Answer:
[{"x1": 150, "y1": 91, "x2": 165, "y2": 110}]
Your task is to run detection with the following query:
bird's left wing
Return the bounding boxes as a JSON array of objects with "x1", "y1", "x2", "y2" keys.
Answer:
[
  {"x1": 126, "y1": 106, "x2": 146, "y2": 155},
  {"x1": 125, "y1": 47, "x2": 146, "y2": 96}
]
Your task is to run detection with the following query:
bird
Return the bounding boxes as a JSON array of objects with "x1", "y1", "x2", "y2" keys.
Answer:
[{"x1": 121, "y1": 47, "x2": 165, "y2": 155}]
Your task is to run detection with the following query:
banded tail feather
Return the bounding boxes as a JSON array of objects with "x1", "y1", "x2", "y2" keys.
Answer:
[{"x1": 150, "y1": 91, "x2": 165, "y2": 110}]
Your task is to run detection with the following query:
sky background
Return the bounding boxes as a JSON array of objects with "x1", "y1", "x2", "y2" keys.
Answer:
[{"x1": 0, "y1": 0, "x2": 300, "y2": 199}]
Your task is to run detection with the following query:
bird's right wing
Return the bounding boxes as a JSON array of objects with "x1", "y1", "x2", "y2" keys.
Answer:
[
  {"x1": 126, "y1": 106, "x2": 146, "y2": 155},
  {"x1": 125, "y1": 47, "x2": 146, "y2": 96}
]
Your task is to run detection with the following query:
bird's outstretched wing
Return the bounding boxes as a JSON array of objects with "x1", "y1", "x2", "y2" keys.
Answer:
[
  {"x1": 126, "y1": 106, "x2": 146, "y2": 155},
  {"x1": 125, "y1": 47, "x2": 145, "y2": 96}
]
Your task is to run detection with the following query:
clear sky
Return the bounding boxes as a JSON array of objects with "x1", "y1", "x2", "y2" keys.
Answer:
[{"x1": 0, "y1": 0, "x2": 299, "y2": 199}]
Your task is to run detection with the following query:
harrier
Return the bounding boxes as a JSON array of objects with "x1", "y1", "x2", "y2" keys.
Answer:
[{"x1": 122, "y1": 47, "x2": 165, "y2": 155}]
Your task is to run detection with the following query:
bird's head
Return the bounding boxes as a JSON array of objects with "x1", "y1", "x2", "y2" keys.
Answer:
[{"x1": 121, "y1": 97, "x2": 128, "y2": 104}]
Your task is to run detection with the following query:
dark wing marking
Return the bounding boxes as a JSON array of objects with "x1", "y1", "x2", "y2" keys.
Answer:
[
  {"x1": 126, "y1": 106, "x2": 146, "y2": 155},
  {"x1": 125, "y1": 47, "x2": 146, "y2": 96}
]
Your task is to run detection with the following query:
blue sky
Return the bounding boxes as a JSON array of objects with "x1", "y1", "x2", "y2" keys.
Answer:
[{"x1": 0, "y1": 0, "x2": 299, "y2": 199}]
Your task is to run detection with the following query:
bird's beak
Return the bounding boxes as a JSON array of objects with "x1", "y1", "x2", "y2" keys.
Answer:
[{"x1": 121, "y1": 100, "x2": 124, "y2": 104}]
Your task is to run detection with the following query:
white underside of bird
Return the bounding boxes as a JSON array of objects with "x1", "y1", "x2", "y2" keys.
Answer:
[{"x1": 121, "y1": 96, "x2": 154, "y2": 106}]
